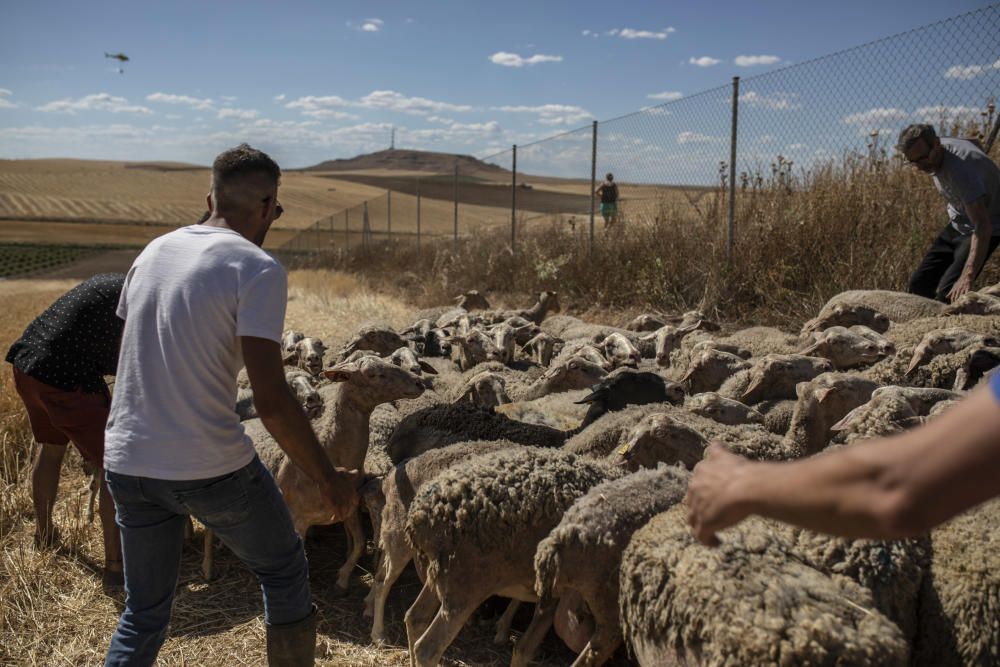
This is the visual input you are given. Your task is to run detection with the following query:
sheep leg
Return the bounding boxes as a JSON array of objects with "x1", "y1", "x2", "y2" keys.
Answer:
[
  {"x1": 492, "y1": 599, "x2": 521, "y2": 644},
  {"x1": 405, "y1": 579, "x2": 440, "y2": 667},
  {"x1": 202, "y1": 526, "x2": 215, "y2": 581},
  {"x1": 335, "y1": 512, "x2": 365, "y2": 592},
  {"x1": 569, "y1": 594, "x2": 622, "y2": 667},
  {"x1": 510, "y1": 600, "x2": 557, "y2": 667},
  {"x1": 370, "y1": 547, "x2": 412, "y2": 643},
  {"x1": 412, "y1": 583, "x2": 490, "y2": 667}
]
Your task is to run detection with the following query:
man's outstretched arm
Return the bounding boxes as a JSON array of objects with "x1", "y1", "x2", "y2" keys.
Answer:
[
  {"x1": 686, "y1": 379, "x2": 1000, "y2": 545},
  {"x1": 241, "y1": 335, "x2": 359, "y2": 520}
]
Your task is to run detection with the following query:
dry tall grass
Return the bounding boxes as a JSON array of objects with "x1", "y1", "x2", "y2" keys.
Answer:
[
  {"x1": 321, "y1": 141, "x2": 1000, "y2": 328},
  {"x1": 0, "y1": 272, "x2": 589, "y2": 666}
]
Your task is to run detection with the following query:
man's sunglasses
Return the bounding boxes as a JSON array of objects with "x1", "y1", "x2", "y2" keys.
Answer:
[{"x1": 262, "y1": 195, "x2": 284, "y2": 219}]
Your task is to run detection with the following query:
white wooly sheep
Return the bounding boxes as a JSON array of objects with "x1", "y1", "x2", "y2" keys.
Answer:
[
  {"x1": 601, "y1": 332, "x2": 641, "y2": 369},
  {"x1": 713, "y1": 326, "x2": 802, "y2": 358},
  {"x1": 677, "y1": 347, "x2": 751, "y2": 393},
  {"x1": 563, "y1": 402, "x2": 797, "y2": 464},
  {"x1": 454, "y1": 370, "x2": 513, "y2": 408},
  {"x1": 815, "y1": 289, "x2": 945, "y2": 324},
  {"x1": 903, "y1": 327, "x2": 1000, "y2": 376},
  {"x1": 282, "y1": 336, "x2": 328, "y2": 376},
  {"x1": 719, "y1": 354, "x2": 833, "y2": 405},
  {"x1": 953, "y1": 346, "x2": 1000, "y2": 390},
  {"x1": 980, "y1": 280, "x2": 1000, "y2": 297},
  {"x1": 488, "y1": 321, "x2": 537, "y2": 365},
  {"x1": 861, "y1": 314, "x2": 1000, "y2": 389},
  {"x1": 281, "y1": 329, "x2": 305, "y2": 355},
  {"x1": 403, "y1": 447, "x2": 625, "y2": 667},
  {"x1": 551, "y1": 341, "x2": 612, "y2": 370},
  {"x1": 241, "y1": 356, "x2": 425, "y2": 591},
  {"x1": 801, "y1": 302, "x2": 893, "y2": 336},
  {"x1": 532, "y1": 465, "x2": 690, "y2": 666},
  {"x1": 459, "y1": 356, "x2": 608, "y2": 409},
  {"x1": 913, "y1": 499, "x2": 1000, "y2": 666},
  {"x1": 520, "y1": 331, "x2": 563, "y2": 367},
  {"x1": 626, "y1": 313, "x2": 667, "y2": 332},
  {"x1": 799, "y1": 325, "x2": 890, "y2": 369},
  {"x1": 686, "y1": 392, "x2": 764, "y2": 426},
  {"x1": 541, "y1": 315, "x2": 656, "y2": 358},
  {"x1": 640, "y1": 321, "x2": 703, "y2": 368},
  {"x1": 618, "y1": 507, "x2": 909, "y2": 667},
  {"x1": 830, "y1": 385, "x2": 961, "y2": 442},
  {"x1": 336, "y1": 324, "x2": 411, "y2": 362},
  {"x1": 400, "y1": 319, "x2": 453, "y2": 358},
  {"x1": 361, "y1": 439, "x2": 518, "y2": 644},
  {"x1": 235, "y1": 369, "x2": 324, "y2": 422},
  {"x1": 447, "y1": 329, "x2": 504, "y2": 371},
  {"x1": 941, "y1": 289, "x2": 1000, "y2": 315},
  {"x1": 784, "y1": 372, "x2": 880, "y2": 456}
]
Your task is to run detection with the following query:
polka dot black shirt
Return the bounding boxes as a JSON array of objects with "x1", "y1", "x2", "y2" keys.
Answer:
[{"x1": 5, "y1": 273, "x2": 126, "y2": 393}]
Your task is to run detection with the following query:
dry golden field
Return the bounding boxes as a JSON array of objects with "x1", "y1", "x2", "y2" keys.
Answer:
[{"x1": 0, "y1": 271, "x2": 610, "y2": 667}]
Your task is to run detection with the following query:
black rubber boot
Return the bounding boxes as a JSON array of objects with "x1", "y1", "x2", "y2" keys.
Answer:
[{"x1": 266, "y1": 604, "x2": 317, "y2": 667}]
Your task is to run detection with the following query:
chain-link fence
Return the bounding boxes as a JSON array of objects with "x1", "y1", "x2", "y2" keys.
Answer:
[{"x1": 276, "y1": 4, "x2": 1000, "y2": 274}]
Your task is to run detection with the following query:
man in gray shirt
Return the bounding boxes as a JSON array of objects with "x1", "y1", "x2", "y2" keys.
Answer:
[{"x1": 899, "y1": 123, "x2": 1000, "y2": 302}]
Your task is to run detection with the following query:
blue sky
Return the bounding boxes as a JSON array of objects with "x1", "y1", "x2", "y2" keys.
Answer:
[{"x1": 0, "y1": 0, "x2": 993, "y2": 171}]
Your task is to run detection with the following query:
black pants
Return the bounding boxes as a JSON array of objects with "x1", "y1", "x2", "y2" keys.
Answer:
[{"x1": 907, "y1": 223, "x2": 1000, "y2": 302}]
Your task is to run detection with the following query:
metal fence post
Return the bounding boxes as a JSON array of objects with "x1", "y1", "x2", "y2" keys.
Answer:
[
  {"x1": 416, "y1": 177, "x2": 422, "y2": 253},
  {"x1": 511, "y1": 144, "x2": 517, "y2": 255},
  {"x1": 453, "y1": 163, "x2": 459, "y2": 250},
  {"x1": 728, "y1": 76, "x2": 740, "y2": 267},
  {"x1": 589, "y1": 120, "x2": 597, "y2": 254}
]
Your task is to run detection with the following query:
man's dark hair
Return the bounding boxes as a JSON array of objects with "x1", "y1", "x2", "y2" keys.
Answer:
[
  {"x1": 212, "y1": 143, "x2": 281, "y2": 192},
  {"x1": 897, "y1": 124, "x2": 937, "y2": 152}
]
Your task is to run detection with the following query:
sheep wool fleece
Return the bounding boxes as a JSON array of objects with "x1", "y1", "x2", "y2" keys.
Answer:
[{"x1": 105, "y1": 225, "x2": 287, "y2": 480}]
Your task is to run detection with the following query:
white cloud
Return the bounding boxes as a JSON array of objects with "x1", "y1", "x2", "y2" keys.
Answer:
[
  {"x1": 842, "y1": 107, "x2": 909, "y2": 126},
  {"x1": 426, "y1": 115, "x2": 455, "y2": 124},
  {"x1": 358, "y1": 90, "x2": 473, "y2": 115},
  {"x1": 273, "y1": 94, "x2": 286, "y2": 102},
  {"x1": 616, "y1": 27, "x2": 675, "y2": 40},
  {"x1": 0, "y1": 88, "x2": 12, "y2": 95},
  {"x1": 38, "y1": 93, "x2": 153, "y2": 115},
  {"x1": 639, "y1": 106, "x2": 672, "y2": 116},
  {"x1": 146, "y1": 92, "x2": 214, "y2": 110},
  {"x1": 165, "y1": 114, "x2": 182, "y2": 120},
  {"x1": 734, "y1": 55, "x2": 781, "y2": 67},
  {"x1": 689, "y1": 56, "x2": 720, "y2": 67},
  {"x1": 362, "y1": 18, "x2": 383, "y2": 32},
  {"x1": 218, "y1": 107, "x2": 259, "y2": 120},
  {"x1": 285, "y1": 95, "x2": 353, "y2": 119},
  {"x1": 0, "y1": 88, "x2": 15, "y2": 109},
  {"x1": 0, "y1": 123, "x2": 156, "y2": 143},
  {"x1": 757, "y1": 134, "x2": 776, "y2": 144},
  {"x1": 943, "y1": 60, "x2": 1000, "y2": 80},
  {"x1": 914, "y1": 105, "x2": 982, "y2": 125},
  {"x1": 494, "y1": 103, "x2": 591, "y2": 126},
  {"x1": 219, "y1": 95, "x2": 238, "y2": 104},
  {"x1": 677, "y1": 131, "x2": 723, "y2": 144},
  {"x1": 489, "y1": 52, "x2": 563, "y2": 67},
  {"x1": 738, "y1": 90, "x2": 800, "y2": 110},
  {"x1": 648, "y1": 91, "x2": 683, "y2": 101},
  {"x1": 786, "y1": 143, "x2": 808, "y2": 151}
]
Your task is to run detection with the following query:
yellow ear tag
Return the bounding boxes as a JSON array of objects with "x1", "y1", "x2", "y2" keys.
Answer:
[{"x1": 616, "y1": 442, "x2": 631, "y2": 455}]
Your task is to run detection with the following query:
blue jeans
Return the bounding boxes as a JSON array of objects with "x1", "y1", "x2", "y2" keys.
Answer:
[{"x1": 103, "y1": 456, "x2": 312, "y2": 667}]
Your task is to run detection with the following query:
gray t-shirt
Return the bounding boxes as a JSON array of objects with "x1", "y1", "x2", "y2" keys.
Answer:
[{"x1": 932, "y1": 137, "x2": 1000, "y2": 236}]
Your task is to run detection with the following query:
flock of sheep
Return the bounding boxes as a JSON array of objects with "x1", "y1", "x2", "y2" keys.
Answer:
[{"x1": 228, "y1": 284, "x2": 1000, "y2": 666}]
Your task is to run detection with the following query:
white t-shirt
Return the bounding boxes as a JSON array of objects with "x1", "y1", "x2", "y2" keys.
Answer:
[{"x1": 104, "y1": 225, "x2": 287, "y2": 480}]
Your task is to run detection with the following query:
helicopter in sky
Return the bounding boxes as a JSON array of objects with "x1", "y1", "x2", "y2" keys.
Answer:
[{"x1": 104, "y1": 52, "x2": 129, "y2": 74}]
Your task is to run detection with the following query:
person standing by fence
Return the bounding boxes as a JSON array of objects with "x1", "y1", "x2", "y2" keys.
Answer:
[
  {"x1": 900, "y1": 124, "x2": 1000, "y2": 303},
  {"x1": 595, "y1": 172, "x2": 620, "y2": 230}
]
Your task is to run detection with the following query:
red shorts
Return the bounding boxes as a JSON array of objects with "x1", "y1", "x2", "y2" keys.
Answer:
[{"x1": 12, "y1": 367, "x2": 111, "y2": 464}]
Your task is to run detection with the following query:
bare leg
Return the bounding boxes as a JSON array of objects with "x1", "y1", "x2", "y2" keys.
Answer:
[
  {"x1": 405, "y1": 580, "x2": 440, "y2": 667},
  {"x1": 202, "y1": 527, "x2": 215, "y2": 581},
  {"x1": 31, "y1": 442, "x2": 66, "y2": 547},
  {"x1": 493, "y1": 599, "x2": 522, "y2": 644},
  {"x1": 412, "y1": 582, "x2": 491, "y2": 667},
  {"x1": 511, "y1": 600, "x2": 557, "y2": 667},
  {"x1": 97, "y1": 468, "x2": 123, "y2": 574},
  {"x1": 336, "y1": 512, "x2": 365, "y2": 591}
]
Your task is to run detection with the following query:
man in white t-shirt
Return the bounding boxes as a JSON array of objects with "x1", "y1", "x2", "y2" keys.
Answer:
[{"x1": 102, "y1": 144, "x2": 358, "y2": 666}]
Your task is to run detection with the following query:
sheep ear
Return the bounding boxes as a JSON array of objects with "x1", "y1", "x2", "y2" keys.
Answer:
[
  {"x1": 574, "y1": 386, "x2": 605, "y2": 404},
  {"x1": 418, "y1": 360, "x2": 438, "y2": 375},
  {"x1": 639, "y1": 332, "x2": 657, "y2": 342},
  {"x1": 282, "y1": 350, "x2": 298, "y2": 365},
  {"x1": 323, "y1": 362, "x2": 360, "y2": 382}
]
